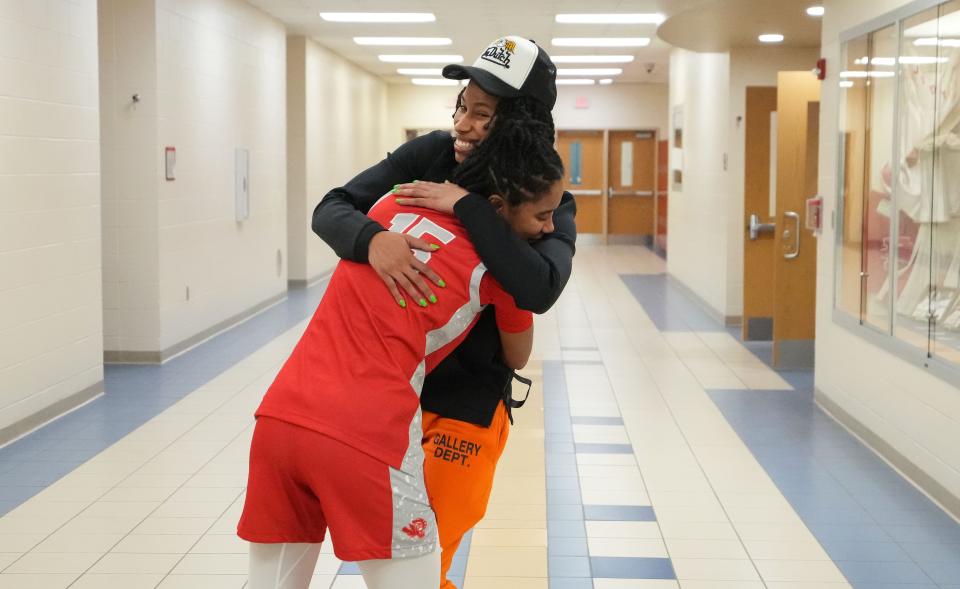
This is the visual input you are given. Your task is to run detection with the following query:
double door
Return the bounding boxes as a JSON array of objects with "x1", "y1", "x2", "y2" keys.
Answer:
[{"x1": 556, "y1": 130, "x2": 659, "y2": 240}]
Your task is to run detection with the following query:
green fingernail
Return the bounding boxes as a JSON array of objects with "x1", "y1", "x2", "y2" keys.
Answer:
[
  {"x1": 398, "y1": 299, "x2": 407, "y2": 308},
  {"x1": 418, "y1": 298, "x2": 427, "y2": 307},
  {"x1": 438, "y1": 279, "x2": 446, "y2": 288},
  {"x1": 430, "y1": 244, "x2": 440, "y2": 250},
  {"x1": 414, "y1": 179, "x2": 420, "y2": 183},
  {"x1": 393, "y1": 184, "x2": 400, "y2": 190},
  {"x1": 429, "y1": 294, "x2": 437, "y2": 304}
]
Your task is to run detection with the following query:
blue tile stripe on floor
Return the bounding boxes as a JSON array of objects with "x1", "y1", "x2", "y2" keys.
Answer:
[
  {"x1": 0, "y1": 279, "x2": 331, "y2": 516},
  {"x1": 544, "y1": 358, "x2": 677, "y2": 585}
]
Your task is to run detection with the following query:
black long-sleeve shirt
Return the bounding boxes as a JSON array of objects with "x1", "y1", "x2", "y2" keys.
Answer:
[{"x1": 313, "y1": 130, "x2": 577, "y2": 426}]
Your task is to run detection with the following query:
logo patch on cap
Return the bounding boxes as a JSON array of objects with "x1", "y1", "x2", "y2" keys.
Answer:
[{"x1": 481, "y1": 38, "x2": 516, "y2": 69}]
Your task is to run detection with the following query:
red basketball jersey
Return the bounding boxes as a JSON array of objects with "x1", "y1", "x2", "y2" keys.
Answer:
[{"x1": 255, "y1": 194, "x2": 531, "y2": 468}]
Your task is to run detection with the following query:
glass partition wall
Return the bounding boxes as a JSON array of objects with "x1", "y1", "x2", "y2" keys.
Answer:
[{"x1": 837, "y1": 0, "x2": 960, "y2": 369}]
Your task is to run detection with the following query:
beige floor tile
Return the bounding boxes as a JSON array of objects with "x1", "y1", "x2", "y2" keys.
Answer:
[
  {"x1": 32, "y1": 533, "x2": 123, "y2": 553},
  {"x1": 0, "y1": 534, "x2": 45, "y2": 553},
  {"x1": 672, "y1": 559, "x2": 761, "y2": 581},
  {"x1": 308, "y1": 575, "x2": 336, "y2": 589},
  {"x1": 170, "y1": 553, "x2": 248, "y2": 575},
  {"x1": 0, "y1": 554, "x2": 19, "y2": 570},
  {"x1": 330, "y1": 576, "x2": 367, "y2": 588},
  {"x1": 88, "y1": 552, "x2": 180, "y2": 574},
  {"x1": 82, "y1": 501, "x2": 160, "y2": 518},
  {"x1": 753, "y1": 559, "x2": 848, "y2": 583},
  {"x1": 464, "y1": 578, "x2": 547, "y2": 588},
  {"x1": 112, "y1": 534, "x2": 200, "y2": 554},
  {"x1": 0, "y1": 573, "x2": 79, "y2": 589},
  {"x1": 3, "y1": 552, "x2": 101, "y2": 574},
  {"x1": 69, "y1": 573, "x2": 164, "y2": 588},
  {"x1": 664, "y1": 538, "x2": 748, "y2": 559},
  {"x1": 465, "y1": 546, "x2": 546, "y2": 577},
  {"x1": 586, "y1": 521, "x2": 663, "y2": 539},
  {"x1": 133, "y1": 517, "x2": 216, "y2": 535},
  {"x1": 469, "y1": 528, "x2": 547, "y2": 547},
  {"x1": 189, "y1": 533, "x2": 247, "y2": 554},
  {"x1": 153, "y1": 501, "x2": 231, "y2": 518},
  {"x1": 157, "y1": 574, "x2": 247, "y2": 588},
  {"x1": 588, "y1": 537, "x2": 668, "y2": 558},
  {"x1": 678, "y1": 582, "x2": 765, "y2": 589},
  {"x1": 742, "y1": 538, "x2": 831, "y2": 560},
  {"x1": 593, "y1": 581, "x2": 680, "y2": 589}
]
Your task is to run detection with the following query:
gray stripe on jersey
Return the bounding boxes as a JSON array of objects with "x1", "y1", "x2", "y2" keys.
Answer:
[
  {"x1": 390, "y1": 263, "x2": 486, "y2": 558},
  {"x1": 389, "y1": 404, "x2": 437, "y2": 558},
  {"x1": 425, "y1": 263, "x2": 486, "y2": 356}
]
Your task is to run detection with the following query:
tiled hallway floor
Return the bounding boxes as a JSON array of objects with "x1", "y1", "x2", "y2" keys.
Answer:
[{"x1": 1, "y1": 244, "x2": 958, "y2": 588}]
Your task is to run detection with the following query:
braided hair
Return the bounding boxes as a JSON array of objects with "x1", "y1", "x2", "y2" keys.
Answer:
[{"x1": 451, "y1": 93, "x2": 564, "y2": 206}]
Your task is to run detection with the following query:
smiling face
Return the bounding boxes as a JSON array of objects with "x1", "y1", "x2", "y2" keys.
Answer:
[
  {"x1": 490, "y1": 179, "x2": 564, "y2": 241},
  {"x1": 452, "y1": 82, "x2": 500, "y2": 163}
]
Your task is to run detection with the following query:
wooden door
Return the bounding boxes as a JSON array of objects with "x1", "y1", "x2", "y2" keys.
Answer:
[
  {"x1": 655, "y1": 139, "x2": 668, "y2": 254},
  {"x1": 772, "y1": 72, "x2": 820, "y2": 369},
  {"x1": 607, "y1": 130, "x2": 657, "y2": 236},
  {"x1": 557, "y1": 130, "x2": 604, "y2": 234},
  {"x1": 742, "y1": 87, "x2": 778, "y2": 341}
]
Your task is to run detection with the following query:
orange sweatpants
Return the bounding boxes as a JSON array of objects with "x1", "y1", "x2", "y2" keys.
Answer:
[{"x1": 421, "y1": 403, "x2": 511, "y2": 589}]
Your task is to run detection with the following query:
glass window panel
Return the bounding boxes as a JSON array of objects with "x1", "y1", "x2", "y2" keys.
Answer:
[
  {"x1": 837, "y1": 34, "x2": 870, "y2": 319},
  {"x1": 862, "y1": 24, "x2": 899, "y2": 333},
  {"x1": 894, "y1": 7, "x2": 942, "y2": 352},
  {"x1": 927, "y1": 0, "x2": 960, "y2": 363}
]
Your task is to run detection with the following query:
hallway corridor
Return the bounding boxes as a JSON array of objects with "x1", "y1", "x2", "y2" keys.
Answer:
[{"x1": 0, "y1": 245, "x2": 958, "y2": 588}]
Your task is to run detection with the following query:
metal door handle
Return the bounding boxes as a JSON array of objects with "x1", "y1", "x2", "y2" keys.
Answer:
[
  {"x1": 748, "y1": 213, "x2": 776, "y2": 241},
  {"x1": 784, "y1": 211, "x2": 800, "y2": 259}
]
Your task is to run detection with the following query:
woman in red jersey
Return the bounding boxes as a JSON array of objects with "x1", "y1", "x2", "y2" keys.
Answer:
[{"x1": 239, "y1": 116, "x2": 565, "y2": 589}]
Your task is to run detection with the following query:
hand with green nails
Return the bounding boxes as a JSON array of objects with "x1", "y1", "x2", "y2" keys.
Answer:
[
  {"x1": 368, "y1": 228, "x2": 446, "y2": 310},
  {"x1": 392, "y1": 180, "x2": 469, "y2": 214}
]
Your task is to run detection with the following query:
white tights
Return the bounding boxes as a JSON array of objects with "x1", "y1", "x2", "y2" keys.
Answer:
[{"x1": 248, "y1": 542, "x2": 440, "y2": 589}]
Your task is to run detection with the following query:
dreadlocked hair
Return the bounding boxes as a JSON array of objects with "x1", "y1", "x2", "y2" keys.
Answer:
[{"x1": 451, "y1": 103, "x2": 564, "y2": 207}]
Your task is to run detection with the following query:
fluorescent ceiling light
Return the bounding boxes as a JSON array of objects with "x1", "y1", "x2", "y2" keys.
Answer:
[
  {"x1": 558, "y1": 68, "x2": 623, "y2": 76},
  {"x1": 379, "y1": 55, "x2": 463, "y2": 63},
  {"x1": 397, "y1": 68, "x2": 443, "y2": 75},
  {"x1": 839, "y1": 81, "x2": 854, "y2": 87},
  {"x1": 806, "y1": 6, "x2": 825, "y2": 16},
  {"x1": 411, "y1": 78, "x2": 459, "y2": 86},
  {"x1": 853, "y1": 56, "x2": 947, "y2": 67},
  {"x1": 915, "y1": 37, "x2": 960, "y2": 47},
  {"x1": 320, "y1": 12, "x2": 435, "y2": 23},
  {"x1": 354, "y1": 37, "x2": 451, "y2": 46},
  {"x1": 552, "y1": 38, "x2": 650, "y2": 47},
  {"x1": 599, "y1": 78, "x2": 613, "y2": 85},
  {"x1": 839, "y1": 70, "x2": 895, "y2": 78},
  {"x1": 552, "y1": 55, "x2": 635, "y2": 63},
  {"x1": 758, "y1": 34, "x2": 784, "y2": 43},
  {"x1": 556, "y1": 79, "x2": 596, "y2": 85},
  {"x1": 555, "y1": 13, "x2": 665, "y2": 25}
]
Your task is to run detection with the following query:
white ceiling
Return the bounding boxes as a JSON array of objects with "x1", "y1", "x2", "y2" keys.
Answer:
[
  {"x1": 243, "y1": 0, "x2": 690, "y2": 84},
  {"x1": 243, "y1": 0, "x2": 824, "y2": 85}
]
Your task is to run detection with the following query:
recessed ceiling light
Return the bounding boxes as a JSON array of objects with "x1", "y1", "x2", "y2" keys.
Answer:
[
  {"x1": 552, "y1": 38, "x2": 650, "y2": 47},
  {"x1": 806, "y1": 6, "x2": 825, "y2": 16},
  {"x1": 839, "y1": 81, "x2": 854, "y2": 87},
  {"x1": 556, "y1": 79, "x2": 596, "y2": 85},
  {"x1": 758, "y1": 34, "x2": 785, "y2": 43},
  {"x1": 397, "y1": 68, "x2": 443, "y2": 75},
  {"x1": 555, "y1": 13, "x2": 665, "y2": 25},
  {"x1": 552, "y1": 55, "x2": 635, "y2": 63},
  {"x1": 354, "y1": 37, "x2": 452, "y2": 46},
  {"x1": 411, "y1": 78, "x2": 459, "y2": 86},
  {"x1": 320, "y1": 12, "x2": 435, "y2": 23},
  {"x1": 599, "y1": 78, "x2": 613, "y2": 85},
  {"x1": 379, "y1": 55, "x2": 464, "y2": 63},
  {"x1": 915, "y1": 37, "x2": 960, "y2": 47},
  {"x1": 557, "y1": 68, "x2": 623, "y2": 76},
  {"x1": 839, "y1": 70, "x2": 895, "y2": 78}
]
